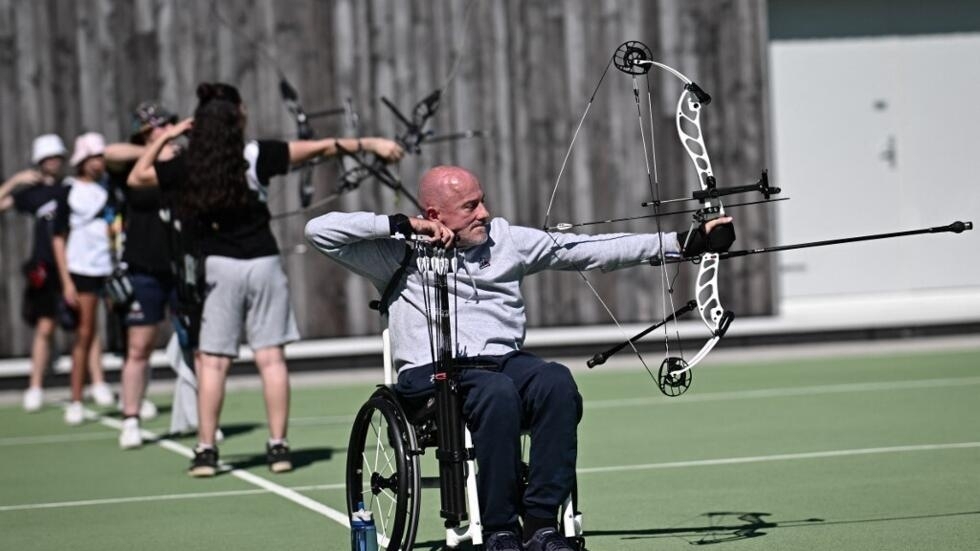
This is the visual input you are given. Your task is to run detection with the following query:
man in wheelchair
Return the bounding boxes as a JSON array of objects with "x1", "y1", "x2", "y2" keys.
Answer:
[{"x1": 306, "y1": 165, "x2": 734, "y2": 551}]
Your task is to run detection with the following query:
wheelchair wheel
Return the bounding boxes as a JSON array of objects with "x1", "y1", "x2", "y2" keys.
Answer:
[{"x1": 346, "y1": 392, "x2": 421, "y2": 550}]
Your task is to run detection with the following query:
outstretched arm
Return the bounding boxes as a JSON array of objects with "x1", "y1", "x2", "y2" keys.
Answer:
[
  {"x1": 519, "y1": 216, "x2": 736, "y2": 274},
  {"x1": 288, "y1": 137, "x2": 405, "y2": 165},
  {"x1": 103, "y1": 143, "x2": 145, "y2": 171}
]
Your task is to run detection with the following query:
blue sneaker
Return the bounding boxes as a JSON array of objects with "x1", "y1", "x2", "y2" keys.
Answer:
[
  {"x1": 486, "y1": 530, "x2": 523, "y2": 551},
  {"x1": 524, "y1": 527, "x2": 575, "y2": 551}
]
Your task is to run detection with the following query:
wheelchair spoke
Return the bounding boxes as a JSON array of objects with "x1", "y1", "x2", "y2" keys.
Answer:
[
  {"x1": 375, "y1": 492, "x2": 388, "y2": 536},
  {"x1": 384, "y1": 491, "x2": 397, "y2": 533},
  {"x1": 369, "y1": 414, "x2": 397, "y2": 475},
  {"x1": 370, "y1": 416, "x2": 383, "y2": 474}
]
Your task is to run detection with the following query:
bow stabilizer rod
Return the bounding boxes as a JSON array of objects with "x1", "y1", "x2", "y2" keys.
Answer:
[
  {"x1": 587, "y1": 300, "x2": 698, "y2": 368},
  {"x1": 650, "y1": 221, "x2": 974, "y2": 266}
]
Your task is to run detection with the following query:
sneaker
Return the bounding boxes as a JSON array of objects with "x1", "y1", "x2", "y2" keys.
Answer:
[
  {"x1": 266, "y1": 442, "x2": 293, "y2": 473},
  {"x1": 64, "y1": 401, "x2": 85, "y2": 425},
  {"x1": 188, "y1": 446, "x2": 219, "y2": 477},
  {"x1": 119, "y1": 417, "x2": 143, "y2": 449},
  {"x1": 87, "y1": 382, "x2": 114, "y2": 407},
  {"x1": 525, "y1": 528, "x2": 575, "y2": 551},
  {"x1": 139, "y1": 399, "x2": 158, "y2": 420},
  {"x1": 486, "y1": 531, "x2": 523, "y2": 551},
  {"x1": 22, "y1": 387, "x2": 43, "y2": 412}
]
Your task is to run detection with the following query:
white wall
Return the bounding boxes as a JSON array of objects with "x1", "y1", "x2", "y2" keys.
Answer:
[{"x1": 769, "y1": 33, "x2": 980, "y2": 299}]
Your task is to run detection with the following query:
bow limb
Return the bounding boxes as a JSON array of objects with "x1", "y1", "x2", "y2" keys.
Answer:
[
  {"x1": 664, "y1": 252, "x2": 734, "y2": 380},
  {"x1": 279, "y1": 78, "x2": 317, "y2": 208}
]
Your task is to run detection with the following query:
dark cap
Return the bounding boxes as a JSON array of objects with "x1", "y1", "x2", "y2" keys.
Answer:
[{"x1": 130, "y1": 101, "x2": 178, "y2": 144}]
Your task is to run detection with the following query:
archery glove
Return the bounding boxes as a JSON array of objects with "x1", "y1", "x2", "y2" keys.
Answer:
[{"x1": 678, "y1": 221, "x2": 735, "y2": 257}]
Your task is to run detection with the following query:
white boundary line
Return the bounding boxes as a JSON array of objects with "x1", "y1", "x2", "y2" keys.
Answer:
[
  {"x1": 6, "y1": 437, "x2": 979, "y2": 513},
  {"x1": 0, "y1": 483, "x2": 344, "y2": 512},
  {"x1": 6, "y1": 375, "x2": 978, "y2": 448},
  {"x1": 0, "y1": 431, "x2": 119, "y2": 446},
  {"x1": 93, "y1": 412, "x2": 352, "y2": 527},
  {"x1": 577, "y1": 442, "x2": 980, "y2": 474}
]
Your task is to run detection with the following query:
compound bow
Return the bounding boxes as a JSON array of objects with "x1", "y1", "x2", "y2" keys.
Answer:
[{"x1": 545, "y1": 40, "x2": 973, "y2": 397}]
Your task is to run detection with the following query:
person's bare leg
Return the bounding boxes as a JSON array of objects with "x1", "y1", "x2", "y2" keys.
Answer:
[
  {"x1": 121, "y1": 325, "x2": 157, "y2": 417},
  {"x1": 254, "y1": 346, "x2": 290, "y2": 441},
  {"x1": 70, "y1": 294, "x2": 99, "y2": 402},
  {"x1": 87, "y1": 325, "x2": 105, "y2": 385},
  {"x1": 196, "y1": 352, "x2": 232, "y2": 446},
  {"x1": 29, "y1": 317, "x2": 55, "y2": 389}
]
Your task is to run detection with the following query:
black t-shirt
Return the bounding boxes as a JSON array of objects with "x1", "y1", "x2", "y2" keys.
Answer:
[
  {"x1": 13, "y1": 182, "x2": 64, "y2": 265},
  {"x1": 155, "y1": 140, "x2": 290, "y2": 259},
  {"x1": 122, "y1": 184, "x2": 172, "y2": 273}
]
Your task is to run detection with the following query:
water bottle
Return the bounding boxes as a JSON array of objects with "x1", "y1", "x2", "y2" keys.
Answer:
[{"x1": 350, "y1": 502, "x2": 378, "y2": 551}]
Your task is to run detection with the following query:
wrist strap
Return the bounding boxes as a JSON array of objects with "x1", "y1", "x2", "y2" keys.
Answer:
[{"x1": 389, "y1": 213, "x2": 413, "y2": 237}]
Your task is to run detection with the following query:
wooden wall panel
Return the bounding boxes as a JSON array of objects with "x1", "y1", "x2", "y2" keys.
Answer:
[{"x1": 0, "y1": 0, "x2": 773, "y2": 356}]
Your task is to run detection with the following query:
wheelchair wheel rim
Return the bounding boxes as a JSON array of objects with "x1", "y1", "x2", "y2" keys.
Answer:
[{"x1": 346, "y1": 396, "x2": 420, "y2": 550}]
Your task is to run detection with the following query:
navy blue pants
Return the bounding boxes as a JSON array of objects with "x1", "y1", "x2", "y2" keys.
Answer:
[{"x1": 396, "y1": 351, "x2": 583, "y2": 531}]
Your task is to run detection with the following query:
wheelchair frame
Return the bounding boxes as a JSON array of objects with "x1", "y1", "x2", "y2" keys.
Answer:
[{"x1": 345, "y1": 250, "x2": 584, "y2": 550}]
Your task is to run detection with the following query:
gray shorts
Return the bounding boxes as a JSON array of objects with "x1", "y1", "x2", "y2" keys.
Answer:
[{"x1": 199, "y1": 255, "x2": 300, "y2": 357}]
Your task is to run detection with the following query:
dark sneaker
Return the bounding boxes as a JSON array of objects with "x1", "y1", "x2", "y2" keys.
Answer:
[
  {"x1": 188, "y1": 446, "x2": 218, "y2": 477},
  {"x1": 525, "y1": 527, "x2": 575, "y2": 551},
  {"x1": 266, "y1": 442, "x2": 293, "y2": 473},
  {"x1": 486, "y1": 530, "x2": 523, "y2": 551}
]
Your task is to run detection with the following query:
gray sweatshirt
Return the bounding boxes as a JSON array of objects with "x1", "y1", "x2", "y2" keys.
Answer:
[{"x1": 304, "y1": 212, "x2": 681, "y2": 373}]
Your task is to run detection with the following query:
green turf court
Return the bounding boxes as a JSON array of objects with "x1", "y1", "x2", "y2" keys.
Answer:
[{"x1": 1, "y1": 344, "x2": 978, "y2": 550}]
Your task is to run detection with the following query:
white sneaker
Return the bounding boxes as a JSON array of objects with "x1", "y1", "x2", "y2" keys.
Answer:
[
  {"x1": 139, "y1": 399, "x2": 158, "y2": 421},
  {"x1": 64, "y1": 401, "x2": 85, "y2": 425},
  {"x1": 88, "y1": 382, "x2": 114, "y2": 407},
  {"x1": 119, "y1": 417, "x2": 143, "y2": 449},
  {"x1": 22, "y1": 387, "x2": 43, "y2": 412}
]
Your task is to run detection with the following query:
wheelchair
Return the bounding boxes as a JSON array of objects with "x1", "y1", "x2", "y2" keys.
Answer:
[{"x1": 345, "y1": 331, "x2": 586, "y2": 551}]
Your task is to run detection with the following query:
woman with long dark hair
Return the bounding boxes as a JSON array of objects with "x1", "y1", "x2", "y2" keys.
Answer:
[{"x1": 130, "y1": 82, "x2": 403, "y2": 476}]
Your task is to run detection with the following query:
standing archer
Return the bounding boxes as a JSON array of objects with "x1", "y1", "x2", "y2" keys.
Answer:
[
  {"x1": 129, "y1": 82, "x2": 404, "y2": 476},
  {"x1": 305, "y1": 165, "x2": 735, "y2": 551}
]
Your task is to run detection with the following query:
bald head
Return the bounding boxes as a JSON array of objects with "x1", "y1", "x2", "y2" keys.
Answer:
[
  {"x1": 419, "y1": 166, "x2": 480, "y2": 210},
  {"x1": 418, "y1": 165, "x2": 491, "y2": 248}
]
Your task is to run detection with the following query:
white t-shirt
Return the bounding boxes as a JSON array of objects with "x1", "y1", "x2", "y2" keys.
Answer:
[{"x1": 56, "y1": 178, "x2": 112, "y2": 277}]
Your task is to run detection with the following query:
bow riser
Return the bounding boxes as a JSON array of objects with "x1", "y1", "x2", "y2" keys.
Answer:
[{"x1": 677, "y1": 91, "x2": 722, "y2": 216}]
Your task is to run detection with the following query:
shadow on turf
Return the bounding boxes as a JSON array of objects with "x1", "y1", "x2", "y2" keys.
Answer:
[
  {"x1": 586, "y1": 509, "x2": 980, "y2": 545},
  {"x1": 583, "y1": 512, "x2": 814, "y2": 545},
  {"x1": 100, "y1": 404, "x2": 173, "y2": 418},
  {"x1": 144, "y1": 421, "x2": 262, "y2": 442},
  {"x1": 222, "y1": 446, "x2": 341, "y2": 471},
  {"x1": 411, "y1": 509, "x2": 980, "y2": 549}
]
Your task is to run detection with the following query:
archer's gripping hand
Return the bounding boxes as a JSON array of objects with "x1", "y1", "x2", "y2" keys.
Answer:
[
  {"x1": 364, "y1": 138, "x2": 405, "y2": 163},
  {"x1": 392, "y1": 215, "x2": 455, "y2": 248},
  {"x1": 679, "y1": 216, "x2": 735, "y2": 257}
]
